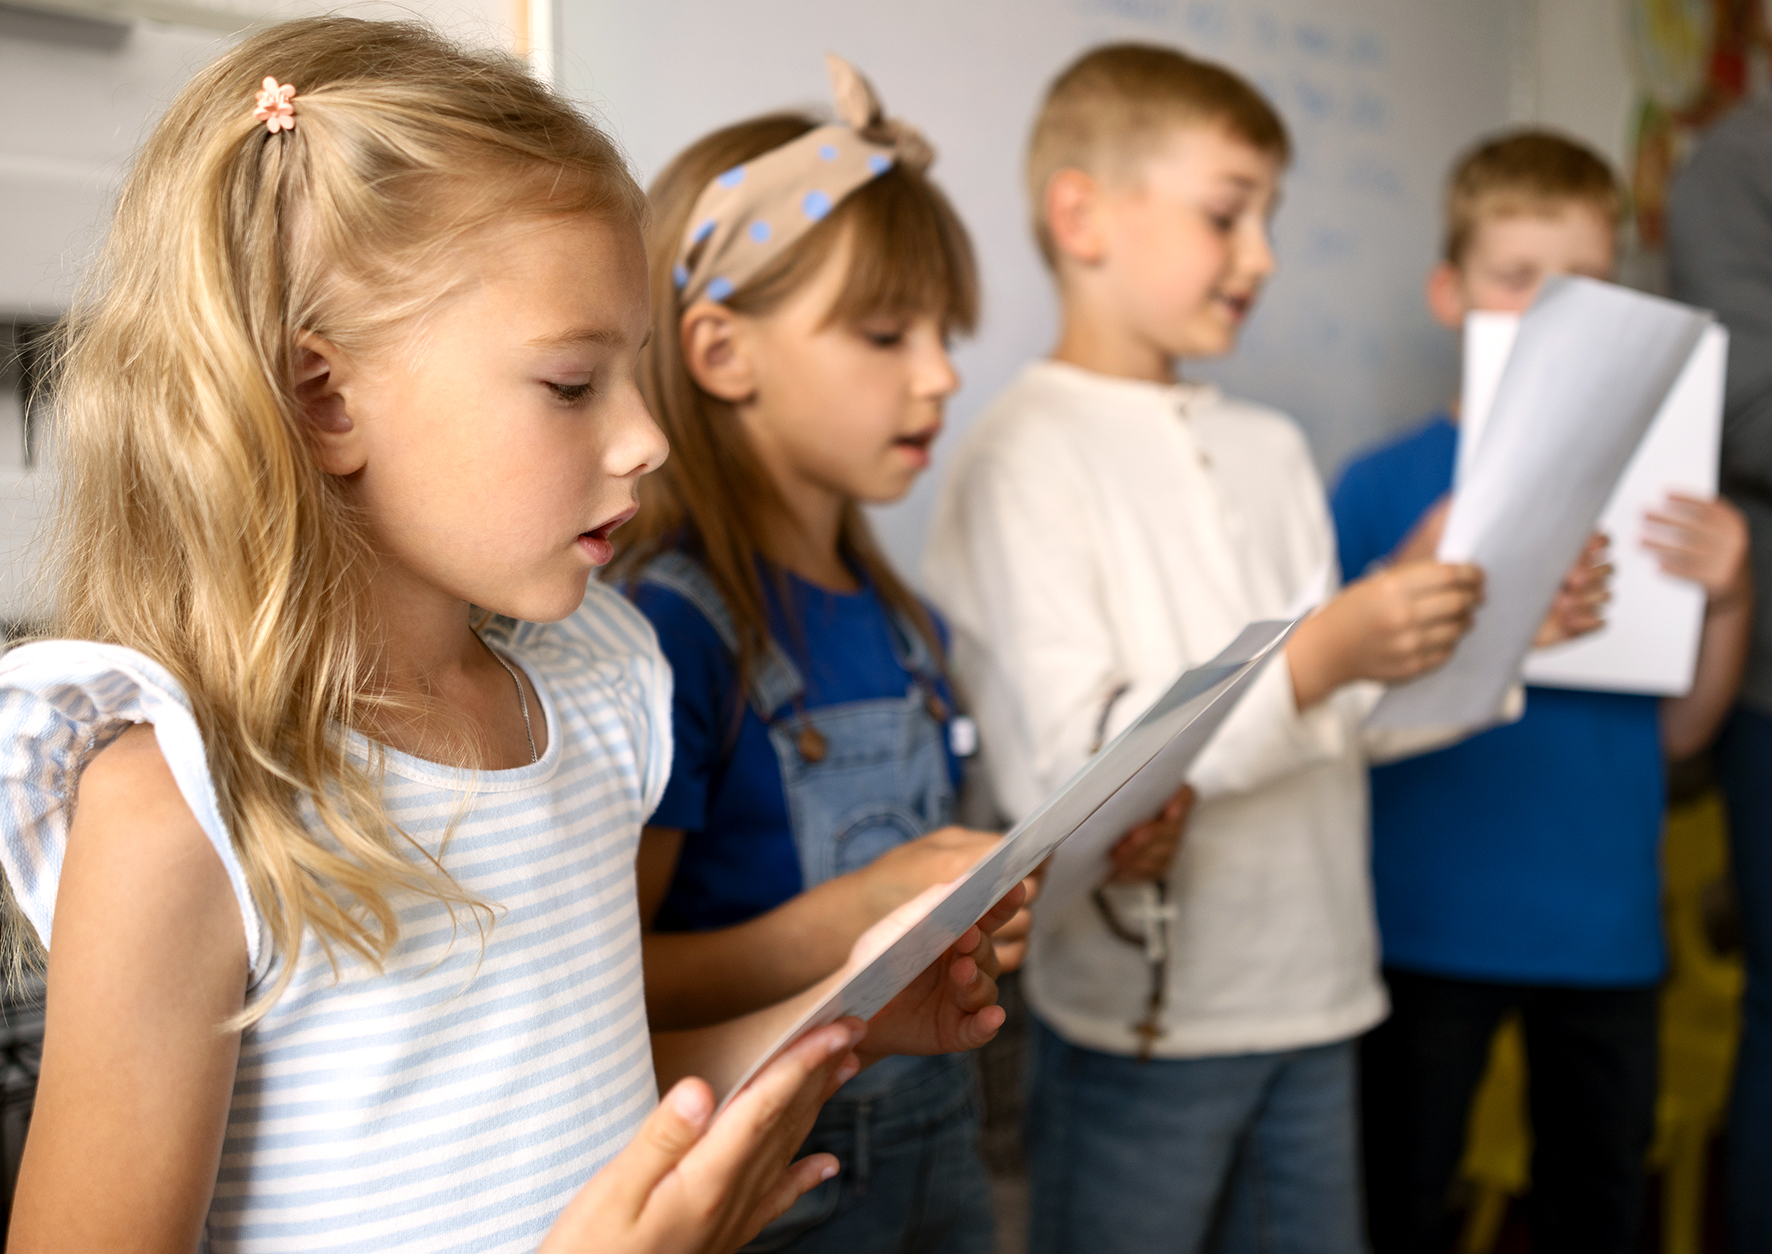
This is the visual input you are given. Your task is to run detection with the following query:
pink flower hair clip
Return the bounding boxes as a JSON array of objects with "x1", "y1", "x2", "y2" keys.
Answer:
[{"x1": 253, "y1": 76, "x2": 297, "y2": 134}]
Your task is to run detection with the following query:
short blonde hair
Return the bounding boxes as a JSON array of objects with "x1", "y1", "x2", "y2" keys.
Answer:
[
  {"x1": 1444, "y1": 130, "x2": 1622, "y2": 265},
  {"x1": 1025, "y1": 42, "x2": 1290, "y2": 267}
]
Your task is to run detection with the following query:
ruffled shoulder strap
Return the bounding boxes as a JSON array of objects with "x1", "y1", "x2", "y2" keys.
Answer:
[{"x1": 0, "y1": 640, "x2": 267, "y2": 980}]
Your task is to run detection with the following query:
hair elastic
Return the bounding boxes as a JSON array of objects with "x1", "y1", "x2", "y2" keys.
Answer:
[
  {"x1": 253, "y1": 76, "x2": 297, "y2": 134},
  {"x1": 673, "y1": 55, "x2": 934, "y2": 308}
]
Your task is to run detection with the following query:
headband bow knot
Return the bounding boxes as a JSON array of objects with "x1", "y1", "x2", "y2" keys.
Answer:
[{"x1": 673, "y1": 55, "x2": 935, "y2": 306}]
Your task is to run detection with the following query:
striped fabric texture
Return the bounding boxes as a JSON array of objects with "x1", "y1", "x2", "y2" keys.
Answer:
[{"x1": 0, "y1": 582, "x2": 672, "y2": 1253}]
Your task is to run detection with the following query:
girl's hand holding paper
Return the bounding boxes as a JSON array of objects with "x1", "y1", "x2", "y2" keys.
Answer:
[
  {"x1": 850, "y1": 878, "x2": 1033, "y2": 1061},
  {"x1": 542, "y1": 1019, "x2": 866, "y2": 1254}
]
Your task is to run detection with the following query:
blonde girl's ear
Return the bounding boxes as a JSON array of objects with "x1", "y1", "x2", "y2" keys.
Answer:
[
  {"x1": 679, "y1": 300, "x2": 757, "y2": 404},
  {"x1": 293, "y1": 333, "x2": 365, "y2": 476},
  {"x1": 1044, "y1": 168, "x2": 1108, "y2": 268}
]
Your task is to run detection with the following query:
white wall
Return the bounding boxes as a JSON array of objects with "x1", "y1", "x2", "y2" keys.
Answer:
[
  {"x1": 1508, "y1": 0, "x2": 1636, "y2": 171},
  {"x1": 0, "y1": 0, "x2": 518, "y2": 318}
]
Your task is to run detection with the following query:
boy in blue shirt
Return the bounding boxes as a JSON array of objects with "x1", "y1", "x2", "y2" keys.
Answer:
[{"x1": 1334, "y1": 132, "x2": 1753, "y2": 1254}]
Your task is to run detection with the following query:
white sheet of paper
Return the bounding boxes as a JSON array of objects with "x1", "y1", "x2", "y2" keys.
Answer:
[
  {"x1": 1370, "y1": 276, "x2": 1712, "y2": 731},
  {"x1": 718, "y1": 618, "x2": 1298, "y2": 1108},
  {"x1": 1458, "y1": 313, "x2": 1725, "y2": 695}
]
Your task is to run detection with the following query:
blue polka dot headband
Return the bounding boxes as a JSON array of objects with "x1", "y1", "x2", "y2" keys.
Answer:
[{"x1": 673, "y1": 54, "x2": 935, "y2": 307}]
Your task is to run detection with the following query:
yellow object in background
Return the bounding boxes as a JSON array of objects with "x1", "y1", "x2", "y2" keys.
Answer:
[{"x1": 1454, "y1": 792, "x2": 1743, "y2": 1254}]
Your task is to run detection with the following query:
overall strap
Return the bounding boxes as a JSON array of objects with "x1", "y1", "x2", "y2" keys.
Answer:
[
  {"x1": 881, "y1": 602, "x2": 938, "y2": 682},
  {"x1": 635, "y1": 551, "x2": 805, "y2": 720}
]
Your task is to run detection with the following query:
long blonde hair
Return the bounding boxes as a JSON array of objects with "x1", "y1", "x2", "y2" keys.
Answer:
[
  {"x1": 24, "y1": 17, "x2": 643, "y2": 1020},
  {"x1": 608, "y1": 114, "x2": 978, "y2": 695}
]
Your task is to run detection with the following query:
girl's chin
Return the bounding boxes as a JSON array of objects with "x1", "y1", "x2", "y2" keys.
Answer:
[
  {"x1": 855, "y1": 469, "x2": 921, "y2": 506},
  {"x1": 492, "y1": 571, "x2": 594, "y2": 626}
]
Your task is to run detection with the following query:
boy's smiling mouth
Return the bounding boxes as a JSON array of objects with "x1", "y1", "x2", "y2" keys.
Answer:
[{"x1": 1213, "y1": 289, "x2": 1255, "y2": 321}]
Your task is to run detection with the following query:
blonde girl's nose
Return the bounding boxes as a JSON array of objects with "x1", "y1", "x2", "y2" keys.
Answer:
[{"x1": 609, "y1": 389, "x2": 671, "y2": 478}]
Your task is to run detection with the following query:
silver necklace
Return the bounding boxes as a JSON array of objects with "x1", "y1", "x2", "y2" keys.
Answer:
[{"x1": 482, "y1": 637, "x2": 537, "y2": 765}]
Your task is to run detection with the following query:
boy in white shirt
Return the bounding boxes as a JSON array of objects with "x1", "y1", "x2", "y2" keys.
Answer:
[{"x1": 923, "y1": 44, "x2": 1590, "y2": 1254}]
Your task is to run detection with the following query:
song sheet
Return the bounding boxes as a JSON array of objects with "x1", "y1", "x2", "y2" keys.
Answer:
[
  {"x1": 1371, "y1": 276, "x2": 1712, "y2": 730},
  {"x1": 1459, "y1": 313, "x2": 1726, "y2": 696},
  {"x1": 720, "y1": 618, "x2": 1297, "y2": 1107}
]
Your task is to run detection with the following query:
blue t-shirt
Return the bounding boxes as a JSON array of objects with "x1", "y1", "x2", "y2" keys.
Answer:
[
  {"x1": 1331, "y1": 414, "x2": 1666, "y2": 986},
  {"x1": 630, "y1": 565, "x2": 962, "y2": 932}
]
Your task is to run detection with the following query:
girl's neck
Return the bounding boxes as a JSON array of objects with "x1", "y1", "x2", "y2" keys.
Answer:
[
  {"x1": 761, "y1": 494, "x2": 857, "y2": 593},
  {"x1": 748, "y1": 441, "x2": 858, "y2": 594},
  {"x1": 360, "y1": 562, "x2": 540, "y2": 768}
]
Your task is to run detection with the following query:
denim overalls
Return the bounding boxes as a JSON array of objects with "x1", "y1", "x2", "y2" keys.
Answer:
[{"x1": 638, "y1": 553, "x2": 993, "y2": 1254}]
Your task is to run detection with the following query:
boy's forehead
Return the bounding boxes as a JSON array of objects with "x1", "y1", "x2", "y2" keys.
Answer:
[
  {"x1": 1113, "y1": 118, "x2": 1281, "y2": 189},
  {"x1": 1468, "y1": 198, "x2": 1616, "y2": 255}
]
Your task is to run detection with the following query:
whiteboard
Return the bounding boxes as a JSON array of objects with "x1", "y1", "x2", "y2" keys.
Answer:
[{"x1": 559, "y1": 0, "x2": 1518, "y2": 580}]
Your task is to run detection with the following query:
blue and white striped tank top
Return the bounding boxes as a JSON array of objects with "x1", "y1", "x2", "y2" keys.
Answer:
[{"x1": 0, "y1": 582, "x2": 672, "y2": 1252}]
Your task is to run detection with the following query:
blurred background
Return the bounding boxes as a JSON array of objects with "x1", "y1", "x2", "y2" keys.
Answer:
[
  {"x1": 1, "y1": 1, "x2": 1767, "y2": 1250},
  {"x1": 7, "y1": 0, "x2": 1754, "y2": 586}
]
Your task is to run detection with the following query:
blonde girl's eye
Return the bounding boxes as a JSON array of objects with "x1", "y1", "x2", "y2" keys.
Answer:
[{"x1": 546, "y1": 381, "x2": 595, "y2": 405}]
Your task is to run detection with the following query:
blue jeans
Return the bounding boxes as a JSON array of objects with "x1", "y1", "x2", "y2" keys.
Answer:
[
  {"x1": 1024, "y1": 1014, "x2": 1363, "y2": 1254},
  {"x1": 1715, "y1": 705, "x2": 1772, "y2": 1254},
  {"x1": 743, "y1": 1053, "x2": 993, "y2": 1254}
]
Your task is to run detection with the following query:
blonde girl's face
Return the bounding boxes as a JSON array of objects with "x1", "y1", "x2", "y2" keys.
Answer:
[
  {"x1": 306, "y1": 211, "x2": 667, "y2": 624},
  {"x1": 736, "y1": 238, "x2": 960, "y2": 506}
]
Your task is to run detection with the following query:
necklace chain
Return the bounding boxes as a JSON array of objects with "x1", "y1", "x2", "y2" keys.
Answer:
[{"x1": 482, "y1": 636, "x2": 537, "y2": 765}]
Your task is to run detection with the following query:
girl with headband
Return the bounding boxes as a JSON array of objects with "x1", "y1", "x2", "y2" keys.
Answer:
[
  {"x1": 611, "y1": 56, "x2": 1027, "y2": 1254},
  {"x1": 0, "y1": 19, "x2": 1022, "y2": 1252}
]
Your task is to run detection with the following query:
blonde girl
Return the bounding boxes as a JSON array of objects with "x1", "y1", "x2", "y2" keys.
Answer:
[
  {"x1": 611, "y1": 59, "x2": 1022, "y2": 1254},
  {"x1": 2, "y1": 20, "x2": 1015, "y2": 1252}
]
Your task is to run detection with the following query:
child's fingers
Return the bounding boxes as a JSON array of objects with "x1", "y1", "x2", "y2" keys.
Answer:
[
  {"x1": 1656, "y1": 493, "x2": 1720, "y2": 522},
  {"x1": 704, "y1": 1020, "x2": 861, "y2": 1161},
  {"x1": 950, "y1": 923, "x2": 983, "y2": 957},
  {"x1": 597, "y1": 1078, "x2": 714, "y2": 1217},
  {"x1": 948, "y1": 951, "x2": 981, "y2": 987},
  {"x1": 953, "y1": 1003, "x2": 1008, "y2": 1050},
  {"x1": 743, "y1": 1155, "x2": 840, "y2": 1242},
  {"x1": 1400, "y1": 561, "x2": 1482, "y2": 596},
  {"x1": 976, "y1": 881, "x2": 1029, "y2": 936},
  {"x1": 1410, "y1": 587, "x2": 1480, "y2": 628},
  {"x1": 1163, "y1": 786, "x2": 1196, "y2": 822},
  {"x1": 1411, "y1": 613, "x2": 1475, "y2": 655}
]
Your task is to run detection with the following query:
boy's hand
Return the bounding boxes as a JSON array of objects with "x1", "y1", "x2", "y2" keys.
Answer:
[
  {"x1": 540, "y1": 1018, "x2": 865, "y2": 1254},
  {"x1": 1644, "y1": 493, "x2": 1751, "y2": 610},
  {"x1": 1288, "y1": 561, "x2": 1484, "y2": 707},
  {"x1": 1534, "y1": 533, "x2": 1612, "y2": 647},
  {"x1": 1106, "y1": 784, "x2": 1195, "y2": 885},
  {"x1": 851, "y1": 880, "x2": 1028, "y2": 1061}
]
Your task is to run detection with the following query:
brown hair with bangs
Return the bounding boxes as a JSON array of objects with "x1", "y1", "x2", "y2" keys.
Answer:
[
  {"x1": 1027, "y1": 42, "x2": 1291, "y2": 268},
  {"x1": 608, "y1": 113, "x2": 978, "y2": 694},
  {"x1": 1443, "y1": 129, "x2": 1622, "y2": 266}
]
